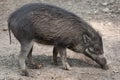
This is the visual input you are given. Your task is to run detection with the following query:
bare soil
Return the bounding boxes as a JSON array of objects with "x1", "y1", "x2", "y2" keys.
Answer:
[{"x1": 0, "y1": 0, "x2": 120, "y2": 80}]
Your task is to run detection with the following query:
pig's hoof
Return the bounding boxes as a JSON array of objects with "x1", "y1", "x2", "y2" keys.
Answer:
[
  {"x1": 53, "y1": 61, "x2": 58, "y2": 65},
  {"x1": 101, "y1": 65, "x2": 109, "y2": 70},
  {"x1": 27, "y1": 61, "x2": 43, "y2": 69},
  {"x1": 63, "y1": 63, "x2": 71, "y2": 70},
  {"x1": 29, "y1": 63, "x2": 43, "y2": 69},
  {"x1": 54, "y1": 62, "x2": 58, "y2": 65},
  {"x1": 21, "y1": 70, "x2": 29, "y2": 76}
]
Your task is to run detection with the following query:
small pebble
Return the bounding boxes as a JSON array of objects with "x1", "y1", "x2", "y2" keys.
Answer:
[
  {"x1": 113, "y1": 70, "x2": 119, "y2": 73},
  {"x1": 2, "y1": 29, "x2": 8, "y2": 31},
  {"x1": 102, "y1": 2, "x2": 108, "y2": 6},
  {"x1": 102, "y1": 8, "x2": 110, "y2": 13}
]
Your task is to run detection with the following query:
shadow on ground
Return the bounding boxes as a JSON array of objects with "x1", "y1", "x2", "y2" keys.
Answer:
[{"x1": 0, "y1": 54, "x2": 101, "y2": 70}]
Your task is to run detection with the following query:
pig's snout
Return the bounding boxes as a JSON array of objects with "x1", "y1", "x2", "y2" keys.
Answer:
[
  {"x1": 96, "y1": 55, "x2": 109, "y2": 70},
  {"x1": 85, "y1": 48, "x2": 109, "y2": 70}
]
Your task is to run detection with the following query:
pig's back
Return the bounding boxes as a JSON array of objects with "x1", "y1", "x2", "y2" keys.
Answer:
[{"x1": 8, "y1": 3, "x2": 94, "y2": 46}]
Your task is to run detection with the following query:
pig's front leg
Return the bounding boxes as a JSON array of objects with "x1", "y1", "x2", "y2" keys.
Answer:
[{"x1": 57, "y1": 46, "x2": 71, "y2": 70}]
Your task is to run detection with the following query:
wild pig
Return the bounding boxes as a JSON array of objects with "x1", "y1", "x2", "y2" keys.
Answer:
[{"x1": 8, "y1": 3, "x2": 108, "y2": 76}]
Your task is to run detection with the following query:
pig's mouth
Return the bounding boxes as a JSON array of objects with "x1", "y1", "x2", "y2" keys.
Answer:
[{"x1": 85, "y1": 48, "x2": 109, "y2": 70}]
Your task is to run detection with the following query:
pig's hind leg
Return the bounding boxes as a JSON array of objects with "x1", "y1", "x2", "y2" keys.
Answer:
[
  {"x1": 26, "y1": 46, "x2": 43, "y2": 69},
  {"x1": 18, "y1": 40, "x2": 33, "y2": 76},
  {"x1": 53, "y1": 46, "x2": 58, "y2": 65}
]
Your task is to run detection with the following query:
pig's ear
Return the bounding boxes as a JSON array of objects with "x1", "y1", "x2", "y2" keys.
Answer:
[{"x1": 83, "y1": 34, "x2": 91, "y2": 44}]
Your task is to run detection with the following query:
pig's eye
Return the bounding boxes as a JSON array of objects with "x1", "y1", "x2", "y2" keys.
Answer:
[
  {"x1": 94, "y1": 47, "x2": 100, "y2": 51},
  {"x1": 88, "y1": 47, "x2": 94, "y2": 53},
  {"x1": 94, "y1": 44, "x2": 100, "y2": 51}
]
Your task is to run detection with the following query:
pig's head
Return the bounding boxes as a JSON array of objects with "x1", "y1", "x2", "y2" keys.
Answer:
[{"x1": 83, "y1": 33, "x2": 109, "y2": 70}]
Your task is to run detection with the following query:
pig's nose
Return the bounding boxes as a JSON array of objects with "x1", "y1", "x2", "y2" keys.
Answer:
[{"x1": 96, "y1": 55, "x2": 109, "y2": 70}]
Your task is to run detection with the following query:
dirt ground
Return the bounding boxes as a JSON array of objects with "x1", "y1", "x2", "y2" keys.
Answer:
[{"x1": 0, "y1": 0, "x2": 120, "y2": 80}]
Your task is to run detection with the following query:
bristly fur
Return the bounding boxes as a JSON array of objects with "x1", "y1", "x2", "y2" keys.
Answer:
[{"x1": 8, "y1": 3, "x2": 103, "y2": 53}]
